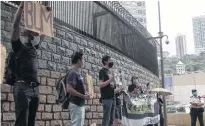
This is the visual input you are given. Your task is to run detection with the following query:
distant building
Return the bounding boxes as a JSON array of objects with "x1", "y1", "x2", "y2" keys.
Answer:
[
  {"x1": 192, "y1": 15, "x2": 205, "y2": 55},
  {"x1": 119, "y1": 1, "x2": 147, "y2": 28},
  {"x1": 175, "y1": 34, "x2": 187, "y2": 58},
  {"x1": 176, "y1": 61, "x2": 185, "y2": 75}
]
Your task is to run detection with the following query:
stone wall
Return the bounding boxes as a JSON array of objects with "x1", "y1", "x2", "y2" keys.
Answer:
[{"x1": 1, "y1": 2, "x2": 160, "y2": 126}]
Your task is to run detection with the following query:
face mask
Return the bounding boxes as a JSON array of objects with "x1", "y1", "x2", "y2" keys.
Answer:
[
  {"x1": 193, "y1": 92, "x2": 197, "y2": 96},
  {"x1": 30, "y1": 36, "x2": 40, "y2": 47},
  {"x1": 108, "y1": 62, "x2": 114, "y2": 68}
]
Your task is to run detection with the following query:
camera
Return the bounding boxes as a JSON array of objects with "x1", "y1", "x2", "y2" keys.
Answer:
[{"x1": 165, "y1": 40, "x2": 169, "y2": 44}]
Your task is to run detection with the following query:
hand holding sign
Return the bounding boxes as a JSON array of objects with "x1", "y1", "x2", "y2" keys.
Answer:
[{"x1": 24, "y1": 1, "x2": 53, "y2": 37}]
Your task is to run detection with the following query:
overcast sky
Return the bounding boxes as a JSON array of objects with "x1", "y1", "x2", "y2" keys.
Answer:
[{"x1": 145, "y1": 0, "x2": 205, "y2": 56}]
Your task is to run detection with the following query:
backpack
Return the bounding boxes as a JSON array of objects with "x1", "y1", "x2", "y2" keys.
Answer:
[
  {"x1": 56, "y1": 70, "x2": 75, "y2": 109},
  {"x1": 4, "y1": 49, "x2": 25, "y2": 86}
]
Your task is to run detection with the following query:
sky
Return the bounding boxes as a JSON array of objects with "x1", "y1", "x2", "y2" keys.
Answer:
[{"x1": 145, "y1": 0, "x2": 205, "y2": 56}]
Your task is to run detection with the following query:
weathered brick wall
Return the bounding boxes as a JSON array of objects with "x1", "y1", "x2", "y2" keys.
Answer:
[{"x1": 1, "y1": 2, "x2": 160, "y2": 126}]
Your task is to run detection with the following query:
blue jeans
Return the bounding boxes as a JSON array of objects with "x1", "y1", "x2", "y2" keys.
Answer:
[
  {"x1": 102, "y1": 99, "x2": 115, "y2": 126},
  {"x1": 69, "y1": 103, "x2": 85, "y2": 126}
]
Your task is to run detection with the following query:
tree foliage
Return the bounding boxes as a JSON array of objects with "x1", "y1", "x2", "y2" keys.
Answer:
[{"x1": 164, "y1": 52, "x2": 205, "y2": 74}]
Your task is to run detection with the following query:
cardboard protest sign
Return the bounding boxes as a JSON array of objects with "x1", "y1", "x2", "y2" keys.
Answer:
[
  {"x1": 24, "y1": 1, "x2": 54, "y2": 37},
  {"x1": 1, "y1": 44, "x2": 6, "y2": 84},
  {"x1": 85, "y1": 74, "x2": 94, "y2": 98}
]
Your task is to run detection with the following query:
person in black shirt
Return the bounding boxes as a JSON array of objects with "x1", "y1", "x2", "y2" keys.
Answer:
[
  {"x1": 157, "y1": 93, "x2": 164, "y2": 126},
  {"x1": 128, "y1": 76, "x2": 143, "y2": 95},
  {"x1": 66, "y1": 52, "x2": 91, "y2": 126},
  {"x1": 99, "y1": 55, "x2": 117, "y2": 126},
  {"x1": 10, "y1": 2, "x2": 50, "y2": 126}
]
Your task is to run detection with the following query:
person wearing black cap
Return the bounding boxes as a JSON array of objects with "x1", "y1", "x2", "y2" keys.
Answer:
[{"x1": 190, "y1": 89, "x2": 204, "y2": 126}]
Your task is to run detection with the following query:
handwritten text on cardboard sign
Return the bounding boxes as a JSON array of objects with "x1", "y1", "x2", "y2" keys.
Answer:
[{"x1": 24, "y1": 1, "x2": 53, "y2": 37}]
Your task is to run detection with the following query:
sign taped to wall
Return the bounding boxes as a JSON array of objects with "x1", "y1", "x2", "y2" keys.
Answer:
[{"x1": 24, "y1": 1, "x2": 54, "y2": 37}]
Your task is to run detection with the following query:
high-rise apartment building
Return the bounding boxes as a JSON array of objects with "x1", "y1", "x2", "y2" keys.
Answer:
[
  {"x1": 119, "y1": 1, "x2": 147, "y2": 28},
  {"x1": 175, "y1": 34, "x2": 187, "y2": 58},
  {"x1": 192, "y1": 15, "x2": 205, "y2": 54}
]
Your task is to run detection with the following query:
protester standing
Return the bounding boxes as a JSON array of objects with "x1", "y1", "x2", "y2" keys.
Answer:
[
  {"x1": 66, "y1": 51, "x2": 91, "y2": 126},
  {"x1": 99, "y1": 55, "x2": 116, "y2": 126},
  {"x1": 190, "y1": 89, "x2": 204, "y2": 126},
  {"x1": 9, "y1": 2, "x2": 50, "y2": 126},
  {"x1": 157, "y1": 93, "x2": 164, "y2": 126}
]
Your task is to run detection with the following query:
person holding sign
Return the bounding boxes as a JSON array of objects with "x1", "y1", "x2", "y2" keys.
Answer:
[{"x1": 10, "y1": 2, "x2": 50, "y2": 126}]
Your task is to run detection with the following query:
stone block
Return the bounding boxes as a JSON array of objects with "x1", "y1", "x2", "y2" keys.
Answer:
[
  {"x1": 2, "y1": 102, "x2": 10, "y2": 112},
  {"x1": 88, "y1": 41, "x2": 94, "y2": 48},
  {"x1": 52, "y1": 105, "x2": 62, "y2": 112},
  {"x1": 74, "y1": 36, "x2": 81, "y2": 44},
  {"x1": 61, "y1": 56, "x2": 70, "y2": 65},
  {"x1": 38, "y1": 59, "x2": 47, "y2": 69},
  {"x1": 63, "y1": 120, "x2": 71, "y2": 126},
  {"x1": 42, "y1": 112, "x2": 53, "y2": 120},
  {"x1": 7, "y1": 93, "x2": 14, "y2": 101},
  {"x1": 44, "y1": 36, "x2": 52, "y2": 43},
  {"x1": 56, "y1": 64, "x2": 67, "y2": 72},
  {"x1": 47, "y1": 95, "x2": 56, "y2": 103},
  {"x1": 47, "y1": 78, "x2": 56, "y2": 86},
  {"x1": 40, "y1": 42, "x2": 47, "y2": 50},
  {"x1": 3, "y1": 113, "x2": 15, "y2": 121},
  {"x1": 54, "y1": 112, "x2": 60, "y2": 119},
  {"x1": 52, "y1": 37, "x2": 61, "y2": 46},
  {"x1": 65, "y1": 49, "x2": 73, "y2": 57},
  {"x1": 1, "y1": 20, "x2": 5, "y2": 30},
  {"x1": 1, "y1": 31, "x2": 11, "y2": 42},
  {"x1": 38, "y1": 69, "x2": 50, "y2": 77},
  {"x1": 1, "y1": 122, "x2": 11, "y2": 126},
  {"x1": 92, "y1": 112, "x2": 99, "y2": 119},
  {"x1": 51, "y1": 120, "x2": 62, "y2": 126},
  {"x1": 40, "y1": 95, "x2": 47, "y2": 103},
  {"x1": 45, "y1": 105, "x2": 52, "y2": 112},
  {"x1": 86, "y1": 112, "x2": 92, "y2": 119},
  {"x1": 51, "y1": 71, "x2": 61, "y2": 79},
  {"x1": 70, "y1": 42, "x2": 77, "y2": 51},
  {"x1": 97, "y1": 106, "x2": 103, "y2": 112},
  {"x1": 10, "y1": 102, "x2": 15, "y2": 111},
  {"x1": 40, "y1": 77, "x2": 47, "y2": 85},
  {"x1": 42, "y1": 51, "x2": 51, "y2": 61},
  {"x1": 1, "y1": 10, "x2": 12, "y2": 22},
  {"x1": 47, "y1": 61, "x2": 57, "y2": 71},
  {"x1": 91, "y1": 105, "x2": 96, "y2": 112},
  {"x1": 46, "y1": 121, "x2": 50, "y2": 126},
  {"x1": 61, "y1": 112, "x2": 69, "y2": 119},
  {"x1": 36, "y1": 112, "x2": 41, "y2": 120},
  {"x1": 81, "y1": 39, "x2": 88, "y2": 47},
  {"x1": 35, "y1": 121, "x2": 45, "y2": 126},
  {"x1": 38, "y1": 104, "x2": 44, "y2": 112},
  {"x1": 94, "y1": 86, "x2": 100, "y2": 93},
  {"x1": 61, "y1": 39, "x2": 70, "y2": 49},
  {"x1": 47, "y1": 43, "x2": 57, "y2": 53},
  {"x1": 39, "y1": 86, "x2": 52, "y2": 94},
  {"x1": 1, "y1": 84, "x2": 11, "y2": 92},
  {"x1": 56, "y1": 29, "x2": 65, "y2": 39},
  {"x1": 4, "y1": 21, "x2": 12, "y2": 32},
  {"x1": 51, "y1": 53, "x2": 61, "y2": 63},
  {"x1": 57, "y1": 46, "x2": 66, "y2": 56}
]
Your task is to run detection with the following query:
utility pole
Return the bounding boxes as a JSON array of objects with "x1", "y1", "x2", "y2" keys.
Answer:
[{"x1": 158, "y1": 1, "x2": 168, "y2": 126}]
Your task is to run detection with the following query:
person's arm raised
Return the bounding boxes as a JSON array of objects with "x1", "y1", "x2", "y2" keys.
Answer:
[{"x1": 11, "y1": 1, "x2": 24, "y2": 41}]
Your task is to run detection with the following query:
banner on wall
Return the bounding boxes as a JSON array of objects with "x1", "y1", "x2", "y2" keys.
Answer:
[{"x1": 122, "y1": 94, "x2": 160, "y2": 126}]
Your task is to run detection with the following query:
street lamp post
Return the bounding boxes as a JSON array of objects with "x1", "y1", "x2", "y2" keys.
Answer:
[{"x1": 147, "y1": 1, "x2": 169, "y2": 126}]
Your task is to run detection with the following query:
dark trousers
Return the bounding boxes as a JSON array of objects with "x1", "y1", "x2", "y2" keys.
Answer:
[
  {"x1": 102, "y1": 99, "x2": 115, "y2": 126},
  {"x1": 13, "y1": 82, "x2": 39, "y2": 126},
  {"x1": 190, "y1": 108, "x2": 204, "y2": 126}
]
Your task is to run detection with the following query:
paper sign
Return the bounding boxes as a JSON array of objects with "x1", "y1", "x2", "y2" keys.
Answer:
[
  {"x1": 85, "y1": 74, "x2": 94, "y2": 98},
  {"x1": 1, "y1": 44, "x2": 6, "y2": 84},
  {"x1": 24, "y1": 1, "x2": 54, "y2": 37}
]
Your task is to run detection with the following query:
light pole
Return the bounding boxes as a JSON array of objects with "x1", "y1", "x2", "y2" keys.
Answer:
[{"x1": 147, "y1": 1, "x2": 169, "y2": 126}]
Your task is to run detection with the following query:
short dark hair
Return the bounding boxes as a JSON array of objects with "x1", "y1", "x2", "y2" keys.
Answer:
[
  {"x1": 102, "y1": 55, "x2": 110, "y2": 65},
  {"x1": 192, "y1": 89, "x2": 197, "y2": 93},
  {"x1": 71, "y1": 51, "x2": 83, "y2": 64}
]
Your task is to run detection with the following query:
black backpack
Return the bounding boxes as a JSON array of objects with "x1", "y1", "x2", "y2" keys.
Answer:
[
  {"x1": 56, "y1": 70, "x2": 75, "y2": 109},
  {"x1": 4, "y1": 49, "x2": 25, "y2": 86}
]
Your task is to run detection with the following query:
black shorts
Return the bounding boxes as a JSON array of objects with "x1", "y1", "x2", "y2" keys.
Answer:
[{"x1": 115, "y1": 105, "x2": 122, "y2": 119}]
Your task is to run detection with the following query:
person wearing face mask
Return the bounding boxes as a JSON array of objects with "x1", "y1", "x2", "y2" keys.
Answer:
[
  {"x1": 190, "y1": 89, "x2": 204, "y2": 126},
  {"x1": 128, "y1": 76, "x2": 142, "y2": 95},
  {"x1": 99, "y1": 55, "x2": 116, "y2": 126},
  {"x1": 10, "y1": 2, "x2": 50, "y2": 126}
]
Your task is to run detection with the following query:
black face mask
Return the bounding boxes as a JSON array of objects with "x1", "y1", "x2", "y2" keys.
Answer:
[{"x1": 108, "y1": 62, "x2": 114, "y2": 68}]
